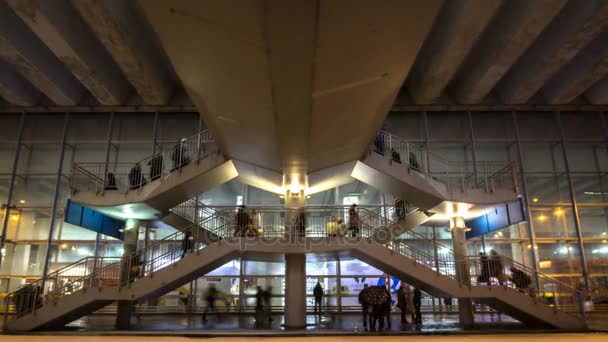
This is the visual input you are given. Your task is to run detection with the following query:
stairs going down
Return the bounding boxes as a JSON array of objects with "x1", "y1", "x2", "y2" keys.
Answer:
[
  {"x1": 3, "y1": 207, "x2": 587, "y2": 331},
  {"x1": 69, "y1": 130, "x2": 238, "y2": 213}
]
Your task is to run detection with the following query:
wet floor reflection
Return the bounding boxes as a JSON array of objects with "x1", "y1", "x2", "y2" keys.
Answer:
[{"x1": 66, "y1": 313, "x2": 529, "y2": 333}]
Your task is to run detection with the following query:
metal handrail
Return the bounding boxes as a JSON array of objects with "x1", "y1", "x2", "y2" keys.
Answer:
[
  {"x1": 4, "y1": 205, "x2": 583, "y2": 325},
  {"x1": 70, "y1": 130, "x2": 216, "y2": 195},
  {"x1": 373, "y1": 130, "x2": 518, "y2": 194}
]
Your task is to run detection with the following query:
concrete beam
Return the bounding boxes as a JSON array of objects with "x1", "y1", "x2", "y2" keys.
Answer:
[
  {"x1": 542, "y1": 30, "x2": 608, "y2": 104},
  {"x1": 7, "y1": 0, "x2": 131, "y2": 105},
  {"x1": 449, "y1": 0, "x2": 567, "y2": 104},
  {"x1": 586, "y1": 77, "x2": 608, "y2": 104},
  {"x1": 72, "y1": 0, "x2": 173, "y2": 105},
  {"x1": 0, "y1": 59, "x2": 41, "y2": 106},
  {"x1": 498, "y1": 1, "x2": 608, "y2": 104},
  {"x1": 0, "y1": 2, "x2": 84, "y2": 106},
  {"x1": 408, "y1": 0, "x2": 502, "y2": 104}
]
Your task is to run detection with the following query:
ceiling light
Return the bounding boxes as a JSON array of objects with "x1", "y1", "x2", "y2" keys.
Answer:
[
  {"x1": 554, "y1": 208, "x2": 563, "y2": 216},
  {"x1": 19, "y1": 200, "x2": 26, "y2": 204},
  {"x1": 532, "y1": 198, "x2": 539, "y2": 203},
  {"x1": 537, "y1": 214, "x2": 547, "y2": 222}
]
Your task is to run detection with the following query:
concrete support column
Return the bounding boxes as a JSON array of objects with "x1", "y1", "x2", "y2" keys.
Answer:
[
  {"x1": 284, "y1": 183, "x2": 306, "y2": 328},
  {"x1": 284, "y1": 253, "x2": 306, "y2": 329},
  {"x1": 450, "y1": 216, "x2": 474, "y2": 329},
  {"x1": 116, "y1": 218, "x2": 140, "y2": 330}
]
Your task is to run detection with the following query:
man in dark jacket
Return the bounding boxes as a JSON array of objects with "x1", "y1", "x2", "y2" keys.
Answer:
[
  {"x1": 313, "y1": 282, "x2": 324, "y2": 314},
  {"x1": 413, "y1": 288, "x2": 422, "y2": 324},
  {"x1": 358, "y1": 284, "x2": 370, "y2": 331},
  {"x1": 396, "y1": 283, "x2": 410, "y2": 324}
]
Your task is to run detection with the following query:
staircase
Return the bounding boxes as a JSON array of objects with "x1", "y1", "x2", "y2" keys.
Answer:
[
  {"x1": 69, "y1": 130, "x2": 237, "y2": 213},
  {"x1": 3, "y1": 216, "x2": 237, "y2": 332},
  {"x1": 3, "y1": 206, "x2": 587, "y2": 331},
  {"x1": 357, "y1": 130, "x2": 520, "y2": 210}
]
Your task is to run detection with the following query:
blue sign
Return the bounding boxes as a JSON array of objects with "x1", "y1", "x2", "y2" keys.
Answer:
[
  {"x1": 65, "y1": 200, "x2": 124, "y2": 240},
  {"x1": 465, "y1": 198, "x2": 526, "y2": 239}
]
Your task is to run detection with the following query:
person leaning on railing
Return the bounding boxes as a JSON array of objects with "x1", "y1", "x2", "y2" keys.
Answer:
[{"x1": 509, "y1": 266, "x2": 532, "y2": 295}]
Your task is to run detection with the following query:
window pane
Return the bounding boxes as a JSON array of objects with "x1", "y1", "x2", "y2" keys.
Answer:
[
  {"x1": 537, "y1": 242, "x2": 582, "y2": 273},
  {"x1": 340, "y1": 259, "x2": 383, "y2": 276},
  {"x1": 530, "y1": 206, "x2": 578, "y2": 238},
  {"x1": 578, "y1": 207, "x2": 608, "y2": 237},
  {"x1": 244, "y1": 261, "x2": 285, "y2": 276},
  {"x1": 206, "y1": 260, "x2": 241, "y2": 276},
  {"x1": 306, "y1": 260, "x2": 337, "y2": 275}
]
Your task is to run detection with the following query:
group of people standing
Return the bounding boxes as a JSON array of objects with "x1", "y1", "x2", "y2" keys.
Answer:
[
  {"x1": 478, "y1": 250, "x2": 505, "y2": 284},
  {"x1": 105, "y1": 138, "x2": 191, "y2": 191},
  {"x1": 357, "y1": 283, "x2": 423, "y2": 332},
  {"x1": 326, "y1": 204, "x2": 361, "y2": 237}
]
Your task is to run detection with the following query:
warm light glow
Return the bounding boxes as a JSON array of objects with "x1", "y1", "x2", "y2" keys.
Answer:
[
  {"x1": 532, "y1": 198, "x2": 539, "y2": 203},
  {"x1": 554, "y1": 208, "x2": 563, "y2": 216},
  {"x1": 448, "y1": 216, "x2": 470, "y2": 231},
  {"x1": 19, "y1": 200, "x2": 26, "y2": 204},
  {"x1": 60, "y1": 243, "x2": 68, "y2": 250},
  {"x1": 603, "y1": 240, "x2": 607, "y2": 244},
  {"x1": 71, "y1": 245, "x2": 76, "y2": 251},
  {"x1": 10, "y1": 214, "x2": 19, "y2": 221},
  {"x1": 527, "y1": 244, "x2": 538, "y2": 250},
  {"x1": 288, "y1": 174, "x2": 303, "y2": 193},
  {"x1": 537, "y1": 214, "x2": 547, "y2": 222},
  {"x1": 539, "y1": 260, "x2": 552, "y2": 269}
]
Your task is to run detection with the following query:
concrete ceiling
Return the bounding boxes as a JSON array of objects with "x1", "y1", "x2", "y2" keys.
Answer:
[
  {"x1": 0, "y1": 1, "x2": 608, "y2": 173},
  {"x1": 0, "y1": 0, "x2": 607, "y2": 111}
]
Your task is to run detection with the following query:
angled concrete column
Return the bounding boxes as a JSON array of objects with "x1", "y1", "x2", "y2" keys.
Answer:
[
  {"x1": 116, "y1": 218, "x2": 139, "y2": 330},
  {"x1": 0, "y1": 60, "x2": 40, "y2": 106},
  {"x1": 7, "y1": 0, "x2": 131, "y2": 105},
  {"x1": 284, "y1": 187, "x2": 306, "y2": 329},
  {"x1": 450, "y1": 216, "x2": 474, "y2": 329},
  {"x1": 586, "y1": 77, "x2": 608, "y2": 104},
  {"x1": 542, "y1": 30, "x2": 608, "y2": 104},
  {"x1": 72, "y1": 0, "x2": 173, "y2": 105},
  {"x1": 450, "y1": 0, "x2": 567, "y2": 104},
  {"x1": 408, "y1": 0, "x2": 502, "y2": 104},
  {"x1": 498, "y1": 0, "x2": 608, "y2": 104},
  {"x1": 0, "y1": 1, "x2": 84, "y2": 105}
]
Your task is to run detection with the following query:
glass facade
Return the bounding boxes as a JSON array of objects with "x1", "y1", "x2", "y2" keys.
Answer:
[{"x1": 1, "y1": 110, "x2": 607, "y2": 304}]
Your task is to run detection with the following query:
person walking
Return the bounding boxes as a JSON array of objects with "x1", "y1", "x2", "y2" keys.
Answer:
[
  {"x1": 263, "y1": 286, "x2": 273, "y2": 323},
  {"x1": 128, "y1": 163, "x2": 146, "y2": 189},
  {"x1": 181, "y1": 230, "x2": 193, "y2": 259},
  {"x1": 148, "y1": 153, "x2": 163, "y2": 181},
  {"x1": 413, "y1": 287, "x2": 422, "y2": 325},
  {"x1": 254, "y1": 286, "x2": 265, "y2": 328},
  {"x1": 396, "y1": 283, "x2": 410, "y2": 324},
  {"x1": 235, "y1": 206, "x2": 250, "y2": 237},
  {"x1": 478, "y1": 252, "x2": 491, "y2": 284},
  {"x1": 384, "y1": 285, "x2": 392, "y2": 329},
  {"x1": 490, "y1": 250, "x2": 505, "y2": 284},
  {"x1": 202, "y1": 284, "x2": 219, "y2": 323},
  {"x1": 358, "y1": 284, "x2": 370, "y2": 331},
  {"x1": 509, "y1": 266, "x2": 531, "y2": 293},
  {"x1": 313, "y1": 282, "x2": 324, "y2": 315},
  {"x1": 348, "y1": 204, "x2": 360, "y2": 237}
]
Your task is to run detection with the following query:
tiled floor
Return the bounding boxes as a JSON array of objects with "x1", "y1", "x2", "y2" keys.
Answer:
[
  {"x1": 1, "y1": 334, "x2": 607, "y2": 342},
  {"x1": 64, "y1": 312, "x2": 524, "y2": 333}
]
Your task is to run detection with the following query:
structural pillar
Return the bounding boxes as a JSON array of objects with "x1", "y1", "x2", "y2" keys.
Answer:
[
  {"x1": 116, "y1": 218, "x2": 139, "y2": 330},
  {"x1": 284, "y1": 181, "x2": 306, "y2": 328},
  {"x1": 450, "y1": 216, "x2": 474, "y2": 329}
]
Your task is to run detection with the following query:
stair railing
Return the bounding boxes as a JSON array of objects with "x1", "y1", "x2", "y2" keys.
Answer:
[
  {"x1": 70, "y1": 130, "x2": 216, "y2": 195},
  {"x1": 372, "y1": 130, "x2": 518, "y2": 194}
]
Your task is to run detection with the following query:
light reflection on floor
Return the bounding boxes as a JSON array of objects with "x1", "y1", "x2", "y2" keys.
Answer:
[
  {"x1": 65, "y1": 313, "x2": 524, "y2": 332},
  {"x1": 1, "y1": 334, "x2": 607, "y2": 342}
]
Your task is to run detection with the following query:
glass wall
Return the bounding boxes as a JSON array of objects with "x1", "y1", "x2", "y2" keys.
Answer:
[{"x1": 1, "y1": 110, "x2": 606, "y2": 298}]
